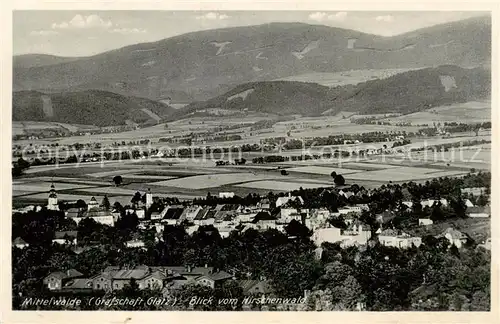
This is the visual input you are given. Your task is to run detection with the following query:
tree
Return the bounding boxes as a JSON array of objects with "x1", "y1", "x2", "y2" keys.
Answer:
[
  {"x1": 113, "y1": 175, "x2": 123, "y2": 186},
  {"x1": 334, "y1": 174, "x2": 345, "y2": 186},
  {"x1": 101, "y1": 195, "x2": 110, "y2": 211}
]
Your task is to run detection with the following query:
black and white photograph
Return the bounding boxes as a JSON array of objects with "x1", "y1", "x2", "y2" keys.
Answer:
[{"x1": 6, "y1": 7, "x2": 496, "y2": 315}]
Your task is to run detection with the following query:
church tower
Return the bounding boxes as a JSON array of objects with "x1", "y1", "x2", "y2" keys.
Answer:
[
  {"x1": 47, "y1": 184, "x2": 59, "y2": 211},
  {"x1": 146, "y1": 188, "x2": 153, "y2": 209},
  {"x1": 87, "y1": 196, "x2": 99, "y2": 211}
]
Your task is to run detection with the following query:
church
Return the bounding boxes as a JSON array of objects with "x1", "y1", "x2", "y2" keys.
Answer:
[
  {"x1": 47, "y1": 184, "x2": 59, "y2": 211},
  {"x1": 65, "y1": 196, "x2": 115, "y2": 227}
]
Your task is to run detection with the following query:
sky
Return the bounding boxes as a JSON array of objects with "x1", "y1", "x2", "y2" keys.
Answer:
[{"x1": 13, "y1": 11, "x2": 489, "y2": 57}]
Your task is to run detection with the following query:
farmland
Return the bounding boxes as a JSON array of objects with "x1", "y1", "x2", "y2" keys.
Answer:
[{"x1": 12, "y1": 95, "x2": 492, "y2": 208}]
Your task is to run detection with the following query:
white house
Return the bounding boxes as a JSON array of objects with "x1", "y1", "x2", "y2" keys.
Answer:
[
  {"x1": 276, "y1": 194, "x2": 304, "y2": 208},
  {"x1": 467, "y1": 206, "x2": 490, "y2": 218},
  {"x1": 464, "y1": 199, "x2": 474, "y2": 208},
  {"x1": 418, "y1": 218, "x2": 433, "y2": 226},
  {"x1": 439, "y1": 228, "x2": 468, "y2": 248},
  {"x1": 52, "y1": 231, "x2": 78, "y2": 245},
  {"x1": 219, "y1": 192, "x2": 235, "y2": 199},
  {"x1": 126, "y1": 239, "x2": 146, "y2": 249},
  {"x1": 378, "y1": 229, "x2": 422, "y2": 249},
  {"x1": 312, "y1": 224, "x2": 371, "y2": 247},
  {"x1": 13, "y1": 237, "x2": 29, "y2": 249}
]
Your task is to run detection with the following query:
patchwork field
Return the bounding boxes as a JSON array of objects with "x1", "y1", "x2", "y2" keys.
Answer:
[
  {"x1": 345, "y1": 166, "x2": 469, "y2": 182},
  {"x1": 236, "y1": 180, "x2": 332, "y2": 191},
  {"x1": 152, "y1": 172, "x2": 280, "y2": 189},
  {"x1": 286, "y1": 166, "x2": 362, "y2": 175}
]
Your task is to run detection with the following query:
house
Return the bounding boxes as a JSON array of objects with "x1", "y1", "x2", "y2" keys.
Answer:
[
  {"x1": 68, "y1": 197, "x2": 115, "y2": 226},
  {"x1": 258, "y1": 199, "x2": 271, "y2": 210},
  {"x1": 13, "y1": 237, "x2": 29, "y2": 249},
  {"x1": 239, "y1": 280, "x2": 274, "y2": 296},
  {"x1": 110, "y1": 268, "x2": 150, "y2": 290},
  {"x1": 438, "y1": 228, "x2": 468, "y2": 248},
  {"x1": 461, "y1": 187, "x2": 486, "y2": 196},
  {"x1": 251, "y1": 211, "x2": 278, "y2": 230},
  {"x1": 193, "y1": 207, "x2": 216, "y2": 226},
  {"x1": 312, "y1": 223, "x2": 371, "y2": 247},
  {"x1": 53, "y1": 231, "x2": 78, "y2": 245},
  {"x1": 421, "y1": 199, "x2": 448, "y2": 208},
  {"x1": 219, "y1": 192, "x2": 235, "y2": 199},
  {"x1": 355, "y1": 204, "x2": 370, "y2": 211},
  {"x1": 195, "y1": 271, "x2": 233, "y2": 289},
  {"x1": 418, "y1": 218, "x2": 433, "y2": 226},
  {"x1": 464, "y1": 199, "x2": 474, "y2": 208},
  {"x1": 375, "y1": 210, "x2": 396, "y2": 224},
  {"x1": 467, "y1": 206, "x2": 490, "y2": 218},
  {"x1": 402, "y1": 201, "x2": 413, "y2": 208},
  {"x1": 162, "y1": 206, "x2": 185, "y2": 225},
  {"x1": 138, "y1": 271, "x2": 167, "y2": 290},
  {"x1": 177, "y1": 205, "x2": 201, "y2": 222},
  {"x1": 378, "y1": 229, "x2": 422, "y2": 249},
  {"x1": 126, "y1": 208, "x2": 145, "y2": 219},
  {"x1": 44, "y1": 269, "x2": 84, "y2": 290},
  {"x1": 477, "y1": 238, "x2": 491, "y2": 251},
  {"x1": 62, "y1": 278, "x2": 93, "y2": 293},
  {"x1": 126, "y1": 239, "x2": 146, "y2": 249},
  {"x1": 276, "y1": 194, "x2": 304, "y2": 208}
]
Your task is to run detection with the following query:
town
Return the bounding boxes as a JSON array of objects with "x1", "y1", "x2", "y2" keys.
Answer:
[{"x1": 12, "y1": 170, "x2": 491, "y2": 310}]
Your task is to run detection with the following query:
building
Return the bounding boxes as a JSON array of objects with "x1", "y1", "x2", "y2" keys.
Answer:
[
  {"x1": 43, "y1": 269, "x2": 84, "y2": 291},
  {"x1": 276, "y1": 194, "x2": 304, "y2": 208},
  {"x1": 438, "y1": 227, "x2": 468, "y2": 248},
  {"x1": 53, "y1": 231, "x2": 78, "y2": 245},
  {"x1": 467, "y1": 206, "x2": 490, "y2": 218},
  {"x1": 461, "y1": 187, "x2": 486, "y2": 196},
  {"x1": 126, "y1": 239, "x2": 146, "y2": 249},
  {"x1": 477, "y1": 238, "x2": 491, "y2": 251},
  {"x1": 219, "y1": 192, "x2": 235, "y2": 199},
  {"x1": 145, "y1": 188, "x2": 153, "y2": 209},
  {"x1": 378, "y1": 229, "x2": 422, "y2": 249},
  {"x1": 13, "y1": 237, "x2": 29, "y2": 249},
  {"x1": 180, "y1": 206, "x2": 204, "y2": 221},
  {"x1": 312, "y1": 223, "x2": 371, "y2": 247},
  {"x1": 418, "y1": 218, "x2": 433, "y2": 226},
  {"x1": 161, "y1": 206, "x2": 185, "y2": 224},
  {"x1": 239, "y1": 280, "x2": 274, "y2": 297},
  {"x1": 464, "y1": 199, "x2": 474, "y2": 208},
  {"x1": 375, "y1": 210, "x2": 396, "y2": 224},
  {"x1": 47, "y1": 184, "x2": 59, "y2": 211},
  {"x1": 68, "y1": 197, "x2": 115, "y2": 226}
]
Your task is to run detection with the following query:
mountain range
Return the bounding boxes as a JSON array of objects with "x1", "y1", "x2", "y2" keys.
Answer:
[{"x1": 13, "y1": 16, "x2": 491, "y2": 103}]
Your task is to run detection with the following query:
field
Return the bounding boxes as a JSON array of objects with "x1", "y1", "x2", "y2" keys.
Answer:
[
  {"x1": 12, "y1": 104, "x2": 492, "y2": 207},
  {"x1": 274, "y1": 68, "x2": 419, "y2": 87},
  {"x1": 236, "y1": 180, "x2": 332, "y2": 191},
  {"x1": 380, "y1": 101, "x2": 491, "y2": 124}
]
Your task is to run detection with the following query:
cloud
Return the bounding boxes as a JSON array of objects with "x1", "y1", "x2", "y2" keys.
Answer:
[
  {"x1": 195, "y1": 12, "x2": 230, "y2": 20},
  {"x1": 110, "y1": 27, "x2": 147, "y2": 35},
  {"x1": 309, "y1": 12, "x2": 327, "y2": 22},
  {"x1": 375, "y1": 15, "x2": 394, "y2": 23},
  {"x1": 30, "y1": 30, "x2": 59, "y2": 36},
  {"x1": 329, "y1": 12, "x2": 348, "y2": 21},
  {"x1": 52, "y1": 14, "x2": 112, "y2": 29},
  {"x1": 309, "y1": 11, "x2": 348, "y2": 22}
]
